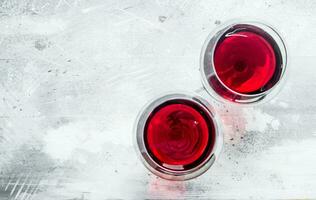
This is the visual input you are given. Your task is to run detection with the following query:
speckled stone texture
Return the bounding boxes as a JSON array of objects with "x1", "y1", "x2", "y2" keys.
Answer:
[{"x1": 0, "y1": 0, "x2": 316, "y2": 199}]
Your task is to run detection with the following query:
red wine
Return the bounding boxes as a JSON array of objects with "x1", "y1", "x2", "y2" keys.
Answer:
[
  {"x1": 214, "y1": 31, "x2": 276, "y2": 94},
  {"x1": 144, "y1": 99, "x2": 215, "y2": 170},
  {"x1": 201, "y1": 22, "x2": 286, "y2": 103}
]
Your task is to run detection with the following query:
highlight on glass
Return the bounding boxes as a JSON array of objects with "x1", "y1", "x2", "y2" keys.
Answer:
[
  {"x1": 135, "y1": 93, "x2": 222, "y2": 180},
  {"x1": 200, "y1": 21, "x2": 287, "y2": 104}
]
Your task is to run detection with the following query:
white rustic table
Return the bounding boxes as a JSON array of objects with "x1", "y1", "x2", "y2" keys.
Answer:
[{"x1": 0, "y1": 0, "x2": 315, "y2": 199}]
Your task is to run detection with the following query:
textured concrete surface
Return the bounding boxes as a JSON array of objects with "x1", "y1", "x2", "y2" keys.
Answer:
[{"x1": 0, "y1": 0, "x2": 316, "y2": 199}]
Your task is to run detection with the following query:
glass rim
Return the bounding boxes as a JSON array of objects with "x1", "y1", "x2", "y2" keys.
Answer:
[
  {"x1": 200, "y1": 20, "x2": 288, "y2": 104},
  {"x1": 134, "y1": 92, "x2": 223, "y2": 180}
]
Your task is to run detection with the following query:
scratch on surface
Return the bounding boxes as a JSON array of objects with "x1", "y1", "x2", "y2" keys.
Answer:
[
  {"x1": 25, "y1": 178, "x2": 41, "y2": 200},
  {"x1": 0, "y1": 174, "x2": 43, "y2": 200},
  {"x1": 40, "y1": 2, "x2": 50, "y2": 10},
  {"x1": 10, "y1": 176, "x2": 21, "y2": 196},
  {"x1": 14, "y1": 173, "x2": 30, "y2": 200},
  {"x1": 81, "y1": 1, "x2": 131, "y2": 14},
  {"x1": 81, "y1": 4, "x2": 114, "y2": 14},
  {"x1": 106, "y1": 67, "x2": 153, "y2": 87},
  {"x1": 55, "y1": 0, "x2": 71, "y2": 10},
  {"x1": 4, "y1": 176, "x2": 12, "y2": 191},
  {"x1": 20, "y1": 179, "x2": 32, "y2": 200}
]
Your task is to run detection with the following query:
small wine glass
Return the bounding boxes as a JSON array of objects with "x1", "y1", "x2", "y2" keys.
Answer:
[{"x1": 200, "y1": 20, "x2": 287, "y2": 104}]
